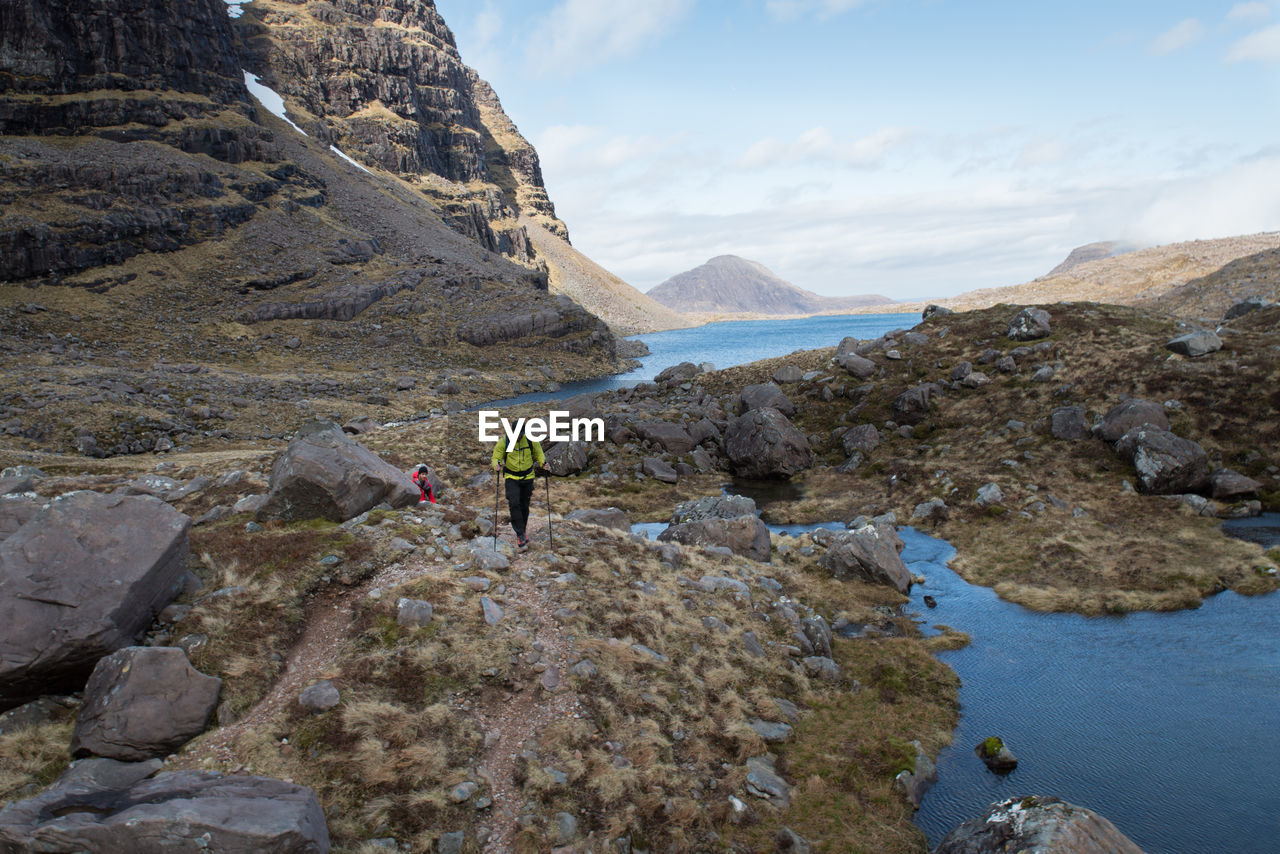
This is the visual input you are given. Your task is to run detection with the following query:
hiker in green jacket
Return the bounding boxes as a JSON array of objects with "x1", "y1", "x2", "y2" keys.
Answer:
[{"x1": 490, "y1": 426, "x2": 548, "y2": 548}]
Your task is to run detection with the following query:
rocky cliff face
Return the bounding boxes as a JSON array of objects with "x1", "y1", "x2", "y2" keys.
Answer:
[{"x1": 235, "y1": 0, "x2": 566, "y2": 262}]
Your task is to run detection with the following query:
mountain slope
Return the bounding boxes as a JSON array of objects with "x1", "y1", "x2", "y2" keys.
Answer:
[
  {"x1": 647, "y1": 255, "x2": 891, "y2": 317},
  {"x1": 0, "y1": 0, "x2": 625, "y2": 457},
  {"x1": 1045, "y1": 241, "x2": 1139, "y2": 276}
]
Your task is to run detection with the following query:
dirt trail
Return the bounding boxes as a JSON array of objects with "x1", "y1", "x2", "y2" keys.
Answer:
[
  {"x1": 190, "y1": 558, "x2": 437, "y2": 766},
  {"x1": 474, "y1": 526, "x2": 585, "y2": 852}
]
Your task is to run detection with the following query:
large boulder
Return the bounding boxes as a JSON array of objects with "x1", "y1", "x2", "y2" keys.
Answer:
[
  {"x1": 892, "y1": 383, "x2": 943, "y2": 426},
  {"x1": 1223, "y1": 296, "x2": 1272, "y2": 320},
  {"x1": 635, "y1": 421, "x2": 696, "y2": 454},
  {"x1": 837, "y1": 351, "x2": 877, "y2": 378},
  {"x1": 1006, "y1": 307, "x2": 1051, "y2": 341},
  {"x1": 0, "y1": 492, "x2": 190, "y2": 709},
  {"x1": 1092, "y1": 398, "x2": 1169, "y2": 442},
  {"x1": 1114, "y1": 428, "x2": 1210, "y2": 495},
  {"x1": 1208, "y1": 468, "x2": 1263, "y2": 500},
  {"x1": 1051, "y1": 405, "x2": 1089, "y2": 440},
  {"x1": 257, "y1": 422, "x2": 418, "y2": 523},
  {"x1": 841, "y1": 424, "x2": 880, "y2": 456},
  {"x1": 0, "y1": 769, "x2": 330, "y2": 853},
  {"x1": 1164, "y1": 329, "x2": 1222, "y2": 357},
  {"x1": 565, "y1": 507, "x2": 630, "y2": 531},
  {"x1": 818, "y1": 523, "x2": 911, "y2": 593},
  {"x1": 737, "y1": 383, "x2": 795, "y2": 416},
  {"x1": 0, "y1": 492, "x2": 44, "y2": 542},
  {"x1": 658, "y1": 495, "x2": 770, "y2": 562},
  {"x1": 71, "y1": 647, "x2": 221, "y2": 761},
  {"x1": 723, "y1": 408, "x2": 813, "y2": 479},
  {"x1": 654, "y1": 361, "x2": 700, "y2": 384},
  {"x1": 933, "y1": 796, "x2": 1145, "y2": 854},
  {"x1": 545, "y1": 440, "x2": 590, "y2": 476}
]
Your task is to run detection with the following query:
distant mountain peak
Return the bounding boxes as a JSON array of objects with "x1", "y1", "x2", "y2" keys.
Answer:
[{"x1": 647, "y1": 256, "x2": 892, "y2": 316}]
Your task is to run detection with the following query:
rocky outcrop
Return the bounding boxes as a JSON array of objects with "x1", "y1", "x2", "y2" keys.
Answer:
[
  {"x1": 893, "y1": 383, "x2": 943, "y2": 426},
  {"x1": 257, "y1": 422, "x2": 419, "y2": 523},
  {"x1": 71, "y1": 647, "x2": 221, "y2": 761},
  {"x1": 658, "y1": 495, "x2": 770, "y2": 562},
  {"x1": 0, "y1": 769, "x2": 330, "y2": 853},
  {"x1": 1114, "y1": 428, "x2": 1210, "y2": 495},
  {"x1": 934, "y1": 796, "x2": 1145, "y2": 854},
  {"x1": 1093, "y1": 398, "x2": 1169, "y2": 443},
  {"x1": 634, "y1": 421, "x2": 696, "y2": 454},
  {"x1": 238, "y1": 271, "x2": 422, "y2": 323},
  {"x1": 457, "y1": 295, "x2": 612, "y2": 352},
  {"x1": 723, "y1": 408, "x2": 812, "y2": 479},
  {"x1": 818, "y1": 523, "x2": 911, "y2": 593},
  {"x1": 0, "y1": 492, "x2": 190, "y2": 709}
]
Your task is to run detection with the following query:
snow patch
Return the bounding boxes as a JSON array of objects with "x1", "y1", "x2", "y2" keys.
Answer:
[
  {"x1": 241, "y1": 71, "x2": 308, "y2": 138},
  {"x1": 223, "y1": 0, "x2": 248, "y2": 18},
  {"x1": 329, "y1": 145, "x2": 375, "y2": 176}
]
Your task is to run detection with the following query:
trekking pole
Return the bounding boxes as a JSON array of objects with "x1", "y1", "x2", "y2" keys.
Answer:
[
  {"x1": 544, "y1": 469, "x2": 554, "y2": 552},
  {"x1": 493, "y1": 468, "x2": 501, "y2": 551}
]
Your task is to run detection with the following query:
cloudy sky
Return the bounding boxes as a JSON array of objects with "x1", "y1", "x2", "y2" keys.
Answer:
[{"x1": 434, "y1": 0, "x2": 1280, "y2": 299}]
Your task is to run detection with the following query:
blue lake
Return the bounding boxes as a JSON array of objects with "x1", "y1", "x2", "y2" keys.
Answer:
[
  {"x1": 484, "y1": 311, "x2": 918, "y2": 407},
  {"x1": 902, "y1": 525, "x2": 1280, "y2": 853}
]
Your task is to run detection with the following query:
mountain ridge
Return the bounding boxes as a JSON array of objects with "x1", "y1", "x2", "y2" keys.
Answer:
[{"x1": 647, "y1": 254, "x2": 892, "y2": 318}]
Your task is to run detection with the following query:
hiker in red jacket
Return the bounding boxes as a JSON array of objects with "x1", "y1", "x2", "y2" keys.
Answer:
[{"x1": 412, "y1": 464, "x2": 436, "y2": 505}]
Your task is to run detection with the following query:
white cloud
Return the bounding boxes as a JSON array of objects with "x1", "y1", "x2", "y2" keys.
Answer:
[
  {"x1": 1227, "y1": 2, "x2": 1271, "y2": 24},
  {"x1": 1226, "y1": 22, "x2": 1280, "y2": 61},
  {"x1": 1150, "y1": 19, "x2": 1204, "y2": 55},
  {"x1": 474, "y1": 3, "x2": 503, "y2": 49},
  {"x1": 733, "y1": 126, "x2": 915, "y2": 170},
  {"x1": 1132, "y1": 152, "x2": 1280, "y2": 244},
  {"x1": 765, "y1": 0, "x2": 873, "y2": 21},
  {"x1": 532, "y1": 0, "x2": 693, "y2": 76}
]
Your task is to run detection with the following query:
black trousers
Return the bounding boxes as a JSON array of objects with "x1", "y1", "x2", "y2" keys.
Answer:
[{"x1": 504, "y1": 478, "x2": 535, "y2": 538}]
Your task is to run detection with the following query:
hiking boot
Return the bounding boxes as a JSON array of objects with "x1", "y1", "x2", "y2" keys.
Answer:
[{"x1": 517, "y1": 534, "x2": 530, "y2": 549}]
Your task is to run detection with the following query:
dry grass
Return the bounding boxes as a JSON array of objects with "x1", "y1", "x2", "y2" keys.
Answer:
[{"x1": 0, "y1": 719, "x2": 73, "y2": 803}]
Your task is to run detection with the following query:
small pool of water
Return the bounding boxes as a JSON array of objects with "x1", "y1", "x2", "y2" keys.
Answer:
[
  {"x1": 629, "y1": 519, "x2": 845, "y2": 540},
  {"x1": 1221, "y1": 512, "x2": 1280, "y2": 549},
  {"x1": 901, "y1": 527, "x2": 1280, "y2": 853}
]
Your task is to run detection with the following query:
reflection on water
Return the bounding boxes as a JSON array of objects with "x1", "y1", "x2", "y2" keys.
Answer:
[
  {"x1": 901, "y1": 527, "x2": 1280, "y2": 854},
  {"x1": 1221, "y1": 512, "x2": 1280, "y2": 548},
  {"x1": 722, "y1": 479, "x2": 810, "y2": 507}
]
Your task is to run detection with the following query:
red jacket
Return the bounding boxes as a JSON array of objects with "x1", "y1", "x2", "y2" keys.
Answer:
[{"x1": 412, "y1": 470, "x2": 436, "y2": 503}]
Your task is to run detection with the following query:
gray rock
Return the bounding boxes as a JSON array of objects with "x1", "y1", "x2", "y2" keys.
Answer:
[
  {"x1": 975, "y1": 483, "x2": 1005, "y2": 507},
  {"x1": 472, "y1": 548, "x2": 510, "y2": 572},
  {"x1": 555, "y1": 812, "x2": 578, "y2": 845},
  {"x1": 934, "y1": 796, "x2": 1145, "y2": 854},
  {"x1": 0, "y1": 492, "x2": 190, "y2": 708},
  {"x1": 396, "y1": 598, "x2": 433, "y2": 628},
  {"x1": 569, "y1": 659, "x2": 598, "y2": 679},
  {"x1": 1007, "y1": 307, "x2": 1051, "y2": 341},
  {"x1": 922, "y1": 304, "x2": 954, "y2": 320},
  {"x1": 1209, "y1": 468, "x2": 1263, "y2": 500},
  {"x1": 891, "y1": 740, "x2": 937, "y2": 809},
  {"x1": 841, "y1": 423, "x2": 880, "y2": 456},
  {"x1": 437, "y1": 831, "x2": 465, "y2": 854},
  {"x1": 1115, "y1": 428, "x2": 1210, "y2": 495},
  {"x1": 545, "y1": 440, "x2": 591, "y2": 476},
  {"x1": 298, "y1": 680, "x2": 341, "y2": 714},
  {"x1": 257, "y1": 422, "x2": 418, "y2": 523},
  {"x1": 1223, "y1": 295, "x2": 1273, "y2": 320},
  {"x1": 974, "y1": 735, "x2": 1018, "y2": 772},
  {"x1": 802, "y1": 656, "x2": 841, "y2": 682},
  {"x1": 772, "y1": 365, "x2": 804, "y2": 383},
  {"x1": 635, "y1": 420, "x2": 696, "y2": 454},
  {"x1": 1030, "y1": 366, "x2": 1056, "y2": 382},
  {"x1": 996, "y1": 355, "x2": 1016, "y2": 373},
  {"x1": 1093, "y1": 398, "x2": 1169, "y2": 442},
  {"x1": 912, "y1": 497, "x2": 949, "y2": 523},
  {"x1": 748, "y1": 719, "x2": 794, "y2": 743},
  {"x1": 660, "y1": 517, "x2": 770, "y2": 562},
  {"x1": 745, "y1": 755, "x2": 790, "y2": 807},
  {"x1": 0, "y1": 695, "x2": 79, "y2": 735},
  {"x1": 738, "y1": 382, "x2": 795, "y2": 416},
  {"x1": 741, "y1": 630, "x2": 766, "y2": 658},
  {"x1": 565, "y1": 507, "x2": 630, "y2": 531},
  {"x1": 55, "y1": 757, "x2": 164, "y2": 792},
  {"x1": 0, "y1": 770, "x2": 330, "y2": 853},
  {"x1": 960, "y1": 371, "x2": 991, "y2": 388},
  {"x1": 654, "y1": 361, "x2": 700, "y2": 384},
  {"x1": 642, "y1": 457, "x2": 679, "y2": 483},
  {"x1": 837, "y1": 351, "x2": 877, "y2": 378},
  {"x1": 1051, "y1": 405, "x2": 1089, "y2": 440},
  {"x1": 448, "y1": 781, "x2": 478, "y2": 803},
  {"x1": 1165, "y1": 329, "x2": 1222, "y2": 357},
  {"x1": 801, "y1": 615, "x2": 832, "y2": 658},
  {"x1": 480, "y1": 597, "x2": 504, "y2": 625},
  {"x1": 71, "y1": 647, "x2": 220, "y2": 760},
  {"x1": 724, "y1": 407, "x2": 813, "y2": 479},
  {"x1": 892, "y1": 383, "x2": 943, "y2": 426},
  {"x1": 950, "y1": 361, "x2": 973, "y2": 381},
  {"x1": 819, "y1": 523, "x2": 911, "y2": 593}
]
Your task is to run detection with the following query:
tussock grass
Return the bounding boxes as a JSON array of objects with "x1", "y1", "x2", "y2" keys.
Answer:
[{"x1": 0, "y1": 720, "x2": 73, "y2": 802}]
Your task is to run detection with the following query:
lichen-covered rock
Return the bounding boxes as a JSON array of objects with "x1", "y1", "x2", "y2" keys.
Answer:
[
  {"x1": 658, "y1": 495, "x2": 771, "y2": 561},
  {"x1": 1114, "y1": 428, "x2": 1210, "y2": 495},
  {"x1": 71, "y1": 647, "x2": 220, "y2": 761},
  {"x1": 819, "y1": 523, "x2": 911, "y2": 593},
  {"x1": 841, "y1": 424, "x2": 880, "y2": 455},
  {"x1": 1164, "y1": 329, "x2": 1222, "y2": 357},
  {"x1": 737, "y1": 382, "x2": 795, "y2": 416},
  {"x1": 257, "y1": 422, "x2": 419, "y2": 523},
  {"x1": 724, "y1": 408, "x2": 812, "y2": 479},
  {"x1": 0, "y1": 492, "x2": 190, "y2": 709},
  {"x1": 934, "y1": 795, "x2": 1145, "y2": 854},
  {"x1": 545, "y1": 440, "x2": 590, "y2": 476},
  {"x1": 1007, "y1": 307, "x2": 1052, "y2": 341},
  {"x1": 1051, "y1": 405, "x2": 1090, "y2": 440},
  {"x1": 0, "y1": 769, "x2": 330, "y2": 853}
]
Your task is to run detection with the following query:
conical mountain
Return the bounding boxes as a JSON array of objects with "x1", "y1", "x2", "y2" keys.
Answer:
[{"x1": 647, "y1": 255, "x2": 891, "y2": 316}]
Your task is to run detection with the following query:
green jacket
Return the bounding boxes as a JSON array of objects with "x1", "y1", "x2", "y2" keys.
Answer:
[{"x1": 491, "y1": 435, "x2": 545, "y2": 480}]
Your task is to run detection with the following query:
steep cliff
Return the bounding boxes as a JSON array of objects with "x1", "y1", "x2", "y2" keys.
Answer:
[
  {"x1": 234, "y1": 0, "x2": 563, "y2": 263},
  {"x1": 0, "y1": 0, "x2": 622, "y2": 457}
]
